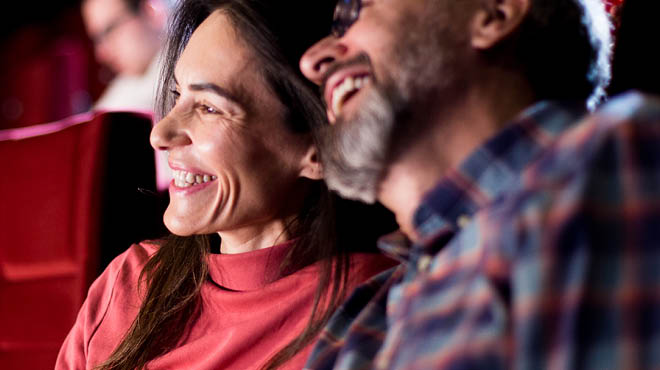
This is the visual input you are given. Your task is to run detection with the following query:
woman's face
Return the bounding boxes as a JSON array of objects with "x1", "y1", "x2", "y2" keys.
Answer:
[{"x1": 151, "y1": 10, "x2": 319, "y2": 245}]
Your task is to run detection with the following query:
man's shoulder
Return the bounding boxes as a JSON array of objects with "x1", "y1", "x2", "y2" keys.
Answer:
[
  {"x1": 480, "y1": 91, "x2": 660, "y2": 244},
  {"x1": 559, "y1": 91, "x2": 660, "y2": 155},
  {"x1": 594, "y1": 90, "x2": 660, "y2": 122},
  {"x1": 304, "y1": 265, "x2": 404, "y2": 369},
  {"x1": 325, "y1": 264, "x2": 402, "y2": 328},
  {"x1": 527, "y1": 92, "x2": 658, "y2": 179}
]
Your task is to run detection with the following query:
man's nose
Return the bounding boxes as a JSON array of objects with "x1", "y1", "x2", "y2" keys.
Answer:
[{"x1": 300, "y1": 35, "x2": 349, "y2": 85}]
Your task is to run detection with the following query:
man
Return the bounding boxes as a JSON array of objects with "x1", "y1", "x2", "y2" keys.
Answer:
[
  {"x1": 82, "y1": 0, "x2": 170, "y2": 111},
  {"x1": 299, "y1": 0, "x2": 660, "y2": 368}
]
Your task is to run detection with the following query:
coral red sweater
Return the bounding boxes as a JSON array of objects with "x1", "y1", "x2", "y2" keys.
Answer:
[{"x1": 56, "y1": 241, "x2": 396, "y2": 369}]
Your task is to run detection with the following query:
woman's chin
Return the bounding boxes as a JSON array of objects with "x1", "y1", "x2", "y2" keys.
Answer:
[
  {"x1": 164, "y1": 226, "x2": 195, "y2": 237},
  {"x1": 163, "y1": 209, "x2": 200, "y2": 237}
]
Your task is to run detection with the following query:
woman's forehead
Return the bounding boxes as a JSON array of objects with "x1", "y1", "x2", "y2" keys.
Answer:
[
  {"x1": 174, "y1": 11, "x2": 264, "y2": 102},
  {"x1": 178, "y1": 11, "x2": 252, "y2": 76},
  {"x1": 173, "y1": 10, "x2": 286, "y2": 120}
]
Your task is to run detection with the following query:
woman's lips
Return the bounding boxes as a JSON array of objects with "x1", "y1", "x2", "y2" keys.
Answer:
[
  {"x1": 172, "y1": 168, "x2": 217, "y2": 188},
  {"x1": 169, "y1": 167, "x2": 217, "y2": 195},
  {"x1": 169, "y1": 177, "x2": 216, "y2": 196}
]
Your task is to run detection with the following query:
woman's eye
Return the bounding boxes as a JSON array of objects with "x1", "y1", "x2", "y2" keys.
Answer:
[
  {"x1": 200, "y1": 104, "x2": 219, "y2": 114},
  {"x1": 170, "y1": 89, "x2": 181, "y2": 101}
]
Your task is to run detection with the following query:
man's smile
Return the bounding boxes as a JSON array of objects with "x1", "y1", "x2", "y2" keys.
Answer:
[{"x1": 323, "y1": 65, "x2": 372, "y2": 123}]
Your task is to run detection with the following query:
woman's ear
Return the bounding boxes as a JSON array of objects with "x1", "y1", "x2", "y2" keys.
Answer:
[
  {"x1": 298, "y1": 146, "x2": 323, "y2": 180},
  {"x1": 470, "y1": 0, "x2": 531, "y2": 50}
]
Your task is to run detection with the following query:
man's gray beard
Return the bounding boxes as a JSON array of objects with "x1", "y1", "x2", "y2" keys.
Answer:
[
  {"x1": 317, "y1": 56, "x2": 456, "y2": 204},
  {"x1": 317, "y1": 59, "x2": 456, "y2": 204},
  {"x1": 318, "y1": 86, "x2": 397, "y2": 204},
  {"x1": 317, "y1": 1, "x2": 464, "y2": 204}
]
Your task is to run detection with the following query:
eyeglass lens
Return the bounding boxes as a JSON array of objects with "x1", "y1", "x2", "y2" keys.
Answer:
[{"x1": 332, "y1": 0, "x2": 361, "y2": 37}]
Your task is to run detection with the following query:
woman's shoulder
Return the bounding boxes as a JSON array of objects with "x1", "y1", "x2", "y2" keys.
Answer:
[
  {"x1": 85, "y1": 241, "x2": 159, "y2": 310},
  {"x1": 119, "y1": 241, "x2": 159, "y2": 271},
  {"x1": 86, "y1": 241, "x2": 160, "y2": 326},
  {"x1": 56, "y1": 241, "x2": 162, "y2": 368},
  {"x1": 288, "y1": 251, "x2": 398, "y2": 289},
  {"x1": 347, "y1": 252, "x2": 400, "y2": 287},
  {"x1": 99, "y1": 241, "x2": 159, "y2": 285}
]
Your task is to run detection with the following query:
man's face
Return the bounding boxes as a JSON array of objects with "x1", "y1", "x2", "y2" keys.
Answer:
[
  {"x1": 300, "y1": 0, "x2": 472, "y2": 203},
  {"x1": 82, "y1": 0, "x2": 161, "y2": 76}
]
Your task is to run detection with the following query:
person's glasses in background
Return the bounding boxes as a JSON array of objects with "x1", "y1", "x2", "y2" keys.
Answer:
[{"x1": 90, "y1": 12, "x2": 134, "y2": 45}]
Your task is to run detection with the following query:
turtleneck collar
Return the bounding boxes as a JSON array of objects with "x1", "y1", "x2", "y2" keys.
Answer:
[{"x1": 206, "y1": 239, "x2": 296, "y2": 291}]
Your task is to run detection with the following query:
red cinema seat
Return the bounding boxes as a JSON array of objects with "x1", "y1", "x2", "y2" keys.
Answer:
[{"x1": 0, "y1": 111, "x2": 167, "y2": 369}]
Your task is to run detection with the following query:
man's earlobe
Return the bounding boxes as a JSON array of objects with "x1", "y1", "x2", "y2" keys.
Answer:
[
  {"x1": 471, "y1": 0, "x2": 531, "y2": 50},
  {"x1": 299, "y1": 147, "x2": 324, "y2": 180}
]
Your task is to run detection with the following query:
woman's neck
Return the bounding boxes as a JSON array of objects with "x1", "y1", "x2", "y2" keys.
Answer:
[{"x1": 218, "y1": 219, "x2": 292, "y2": 254}]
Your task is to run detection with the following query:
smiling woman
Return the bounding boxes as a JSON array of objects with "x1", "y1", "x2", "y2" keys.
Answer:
[
  {"x1": 55, "y1": 0, "x2": 398, "y2": 369},
  {"x1": 154, "y1": 12, "x2": 317, "y2": 247}
]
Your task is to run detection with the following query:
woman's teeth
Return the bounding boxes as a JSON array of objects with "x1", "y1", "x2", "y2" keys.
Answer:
[
  {"x1": 173, "y1": 169, "x2": 217, "y2": 188},
  {"x1": 331, "y1": 75, "x2": 370, "y2": 117}
]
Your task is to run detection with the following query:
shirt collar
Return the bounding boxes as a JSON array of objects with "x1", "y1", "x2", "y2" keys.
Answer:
[
  {"x1": 207, "y1": 239, "x2": 296, "y2": 291},
  {"x1": 379, "y1": 100, "x2": 586, "y2": 258}
]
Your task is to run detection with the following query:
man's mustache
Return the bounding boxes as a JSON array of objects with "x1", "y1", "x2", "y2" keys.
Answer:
[{"x1": 319, "y1": 53, "x2": 374, "y2": 105}]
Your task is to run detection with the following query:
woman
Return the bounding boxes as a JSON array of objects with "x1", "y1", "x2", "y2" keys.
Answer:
[{"x1": 56, "y1": 0, "x2": 398, "y2": 369}]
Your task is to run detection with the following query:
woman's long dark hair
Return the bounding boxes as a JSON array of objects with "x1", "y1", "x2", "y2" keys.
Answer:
[{"x1": 95, "y1": 1, "x2": 398, "y2": 369}]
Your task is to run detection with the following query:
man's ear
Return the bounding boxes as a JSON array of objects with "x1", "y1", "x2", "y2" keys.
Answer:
[
  {"x1": 298, "y1": 146, "x2": 323, "y2": 180},
  {"x1": 470, "y1": 0, "x2": 531, "y2": 50}
]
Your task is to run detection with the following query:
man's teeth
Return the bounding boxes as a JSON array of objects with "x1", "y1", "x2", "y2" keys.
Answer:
[
  {"x1": 172, "y1": 169, "x2": 217, "y2": 188},
  {"x1": 331, "y1": 75, "x2": 370, "y2": 117}
]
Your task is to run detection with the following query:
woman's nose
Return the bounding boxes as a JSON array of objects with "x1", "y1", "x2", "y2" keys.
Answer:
[
  {"x1": 300, "y1": 35, "x2": 349, "y2": 85},
  {"x1": 150, "y1": 112, "x2": 192, "y2": 152}
]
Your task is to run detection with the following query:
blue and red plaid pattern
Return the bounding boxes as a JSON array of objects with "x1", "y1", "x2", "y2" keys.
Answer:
[{"x1": 305, "y1": 91, "x2": 660, "y2": 369}]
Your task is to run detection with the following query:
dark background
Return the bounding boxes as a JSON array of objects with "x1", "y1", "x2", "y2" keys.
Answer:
[
  {"x1": 0, "y1": 0, "x2": 626, "y2": 131},
  {"x1": 0, "y1": 0, "x2": 108, "y2": 130}
]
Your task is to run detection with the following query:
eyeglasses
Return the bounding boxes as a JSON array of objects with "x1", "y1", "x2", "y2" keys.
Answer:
[
  {"x1": 331, "y1": 0, "x2": 361, "y2": 38},
  {"x1": 91, "y1": 12, "x2": 134, "y2": 45}
]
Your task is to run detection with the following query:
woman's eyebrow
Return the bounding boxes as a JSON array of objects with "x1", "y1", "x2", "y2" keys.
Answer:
[
  {"x1": 189, "y1": 82, "x2": 241, "y2": 105},
  {"x1": 173, "y1": 74, "x2": 244, "y2": 106}
]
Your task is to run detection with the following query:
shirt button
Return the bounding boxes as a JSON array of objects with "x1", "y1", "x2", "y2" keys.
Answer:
[
  {"x1": 417, "y1": 255, "x2": 432, "y2": 272},
  {"x1": 457, "y1": 214, "x2": 471, "y2": 228}
]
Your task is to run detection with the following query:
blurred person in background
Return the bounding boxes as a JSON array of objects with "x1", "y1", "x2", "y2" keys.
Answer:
[
  {"x1": 83, "y1": 0, "x2": 175, "y2": 190},
  {"x1": 82, "y1": 0, "x2": 171, "y2": 111}
]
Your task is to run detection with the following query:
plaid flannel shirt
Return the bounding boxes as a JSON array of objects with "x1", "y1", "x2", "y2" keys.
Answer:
[{"x1": 305, "y1": 91, "x2": 660, "y2": 369}]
